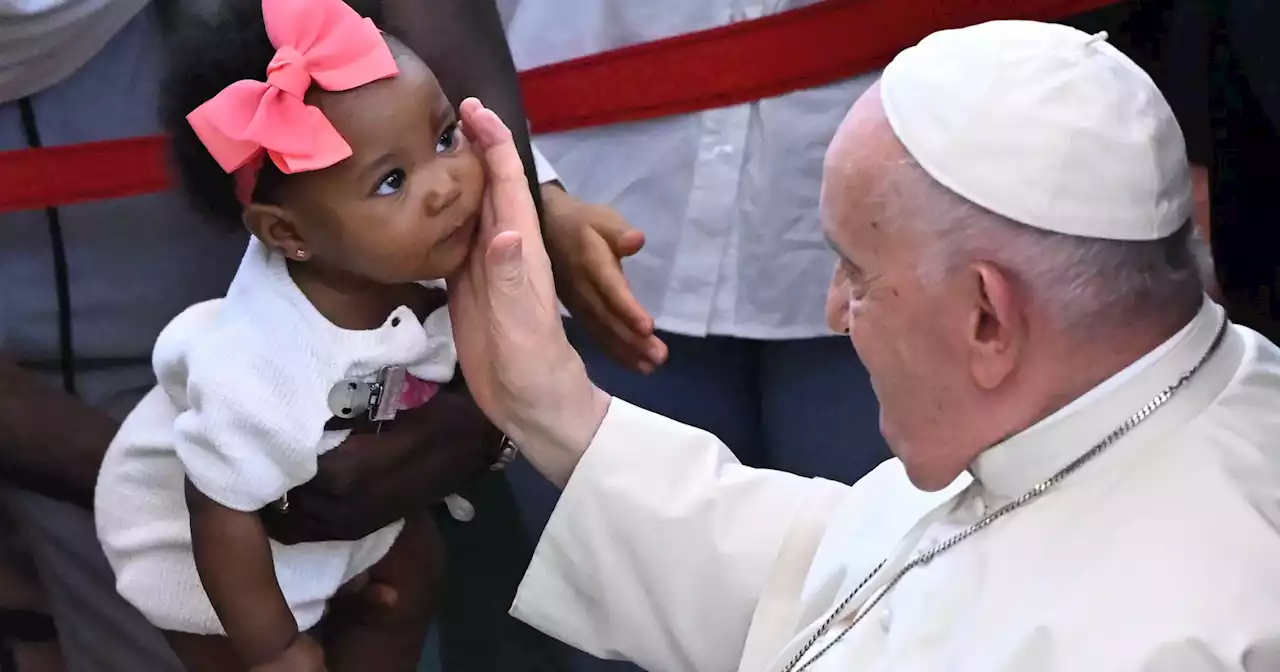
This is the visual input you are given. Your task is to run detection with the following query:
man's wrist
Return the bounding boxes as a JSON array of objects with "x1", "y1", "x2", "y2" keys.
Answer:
[{"x1": 512, "y1": 381, "x2": 611, "y2": 490}]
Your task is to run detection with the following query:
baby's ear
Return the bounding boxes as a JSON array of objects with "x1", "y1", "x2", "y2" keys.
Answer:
[{"x1": 243, "y1": 204, "x2": 309, "y2": 262}]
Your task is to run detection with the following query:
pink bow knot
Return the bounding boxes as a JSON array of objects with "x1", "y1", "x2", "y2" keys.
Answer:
[
  {"x1": 185, "y1": 0, "x2": 400, "y2": 195},
  {"x1": 265, "y1": 46, "x2": 313, "y2": 99}
]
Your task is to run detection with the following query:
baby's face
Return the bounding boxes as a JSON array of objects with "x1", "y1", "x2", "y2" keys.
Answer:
[{"x1": 278, "y1": 42, "x2": 483, "y2": 284}]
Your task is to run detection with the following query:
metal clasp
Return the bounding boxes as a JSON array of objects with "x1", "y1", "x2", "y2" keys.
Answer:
[{"x1": 327, "y1": 365, "x2": 409, "y2": 423}]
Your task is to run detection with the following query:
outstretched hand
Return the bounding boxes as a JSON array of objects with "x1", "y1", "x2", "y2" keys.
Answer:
[
  {"x1": 448, "y1": 99, "x2": 610, "y2": 487},
  {"x1": 542, "y1": 184, "x2": 668, "y2": 373}
]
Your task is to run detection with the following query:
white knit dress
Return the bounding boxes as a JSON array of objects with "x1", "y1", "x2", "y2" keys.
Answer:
[{"x1": 94, "y1": 237, "x2": 457, "y2": 635}]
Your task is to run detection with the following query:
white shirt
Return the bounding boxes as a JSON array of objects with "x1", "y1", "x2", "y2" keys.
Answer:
[
  {"x1": 500, "y1": 0, "x2": 879, "y2": 339},
  {"x1": 95, "y1": 238, "x2": 458, "y2": 635},
  {"x1": 511, "y1": 298, "x2": 1280, "y2": 671}
]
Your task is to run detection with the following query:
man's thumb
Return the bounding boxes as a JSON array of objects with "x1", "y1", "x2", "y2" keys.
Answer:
[{"x1": 486, "y1": 231, "x2": 526, "y2": 295}]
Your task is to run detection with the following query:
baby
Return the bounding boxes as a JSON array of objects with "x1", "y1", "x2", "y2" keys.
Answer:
[{"x1": 93, "y1": 0, "x2": 491, "y2": 669}]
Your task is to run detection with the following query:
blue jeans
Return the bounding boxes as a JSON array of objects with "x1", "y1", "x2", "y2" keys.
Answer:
[{"x1": 505, "y1": 320, "x2": 889, "y2": 671}]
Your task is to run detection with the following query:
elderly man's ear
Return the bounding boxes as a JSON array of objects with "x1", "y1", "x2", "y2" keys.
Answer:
[{"x1": 966, "y1": 262, "x2": 1022, "y2": 390}]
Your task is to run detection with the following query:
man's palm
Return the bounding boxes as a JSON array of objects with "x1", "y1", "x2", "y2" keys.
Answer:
[{"x1": 448, "y1": 99, "x2": 609, "y2": 481}]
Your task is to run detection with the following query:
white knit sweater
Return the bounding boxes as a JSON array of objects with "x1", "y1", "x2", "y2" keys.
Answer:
[{"x1": 94, "y1": 237, "x2": 457, "y2": 635}]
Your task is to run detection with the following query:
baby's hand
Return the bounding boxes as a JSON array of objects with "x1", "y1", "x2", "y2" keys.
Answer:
[{"x1": 249, "y1": 634, "x2": 327, "y2": 672}]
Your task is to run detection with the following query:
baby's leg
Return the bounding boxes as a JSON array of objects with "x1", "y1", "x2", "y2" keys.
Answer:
[
  {"x1": 324, "y1": 514, "x2": 445, "y2": 672},
  {"x1": 164, "y1": 631, "x2": 246, "y2": 672}
]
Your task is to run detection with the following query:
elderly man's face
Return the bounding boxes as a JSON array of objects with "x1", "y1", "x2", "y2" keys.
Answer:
[{"x1": 820, "y1": 87, "x2": 981, "y2": 490}]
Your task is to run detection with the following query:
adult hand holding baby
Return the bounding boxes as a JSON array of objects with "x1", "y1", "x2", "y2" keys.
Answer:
[{"x1": 449, "y1": 99, "x2": 611, "y2": 488}]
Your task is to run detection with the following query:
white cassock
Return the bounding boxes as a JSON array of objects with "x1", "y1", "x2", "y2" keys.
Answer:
[{"x1": 510, "y1": 298, "x2": 1280, "y2": 671}]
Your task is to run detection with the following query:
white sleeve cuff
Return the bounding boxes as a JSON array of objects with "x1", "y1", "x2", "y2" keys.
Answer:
[
  {"x1": 510, "y1": 398, "x2": 837, "y2": 672},
  {"x1": 531, "y1": 142, "x2": 559, "y2": 185}
]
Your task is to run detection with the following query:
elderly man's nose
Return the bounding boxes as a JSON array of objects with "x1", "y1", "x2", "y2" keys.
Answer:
[{"x1": 826, "y1": 279, "x2": 849, "y2": 334}]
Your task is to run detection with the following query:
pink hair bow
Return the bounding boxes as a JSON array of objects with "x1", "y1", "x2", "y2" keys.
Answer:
[{"x1": 186, "y1": 0, "x2": 399, "y2": 203}]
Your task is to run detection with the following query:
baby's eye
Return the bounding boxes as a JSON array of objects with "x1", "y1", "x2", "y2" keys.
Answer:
[
  {"x1": 374, "y1": 169, "x2": 406, "y2": 196},
  {"x1": 436, "y1": 122, "x2": 461, "y2": 154}
]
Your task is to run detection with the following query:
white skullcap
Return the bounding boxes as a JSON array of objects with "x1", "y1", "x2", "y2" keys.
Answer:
[{"x1": 880, "y1": 20, "x2": 1192, "y2": 241}]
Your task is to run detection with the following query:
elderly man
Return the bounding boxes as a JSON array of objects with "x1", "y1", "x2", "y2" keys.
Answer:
[{"x1": 449, "y1": 19, "x2": 1280, "y2": 672}]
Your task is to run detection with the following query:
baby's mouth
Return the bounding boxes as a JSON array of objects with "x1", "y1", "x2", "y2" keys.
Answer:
[
  {"x1": 438, "y1": 209, "x2": 474, "y2": 238},
  {"x1": 450, "y1": 212, "x2": 479, "y2": 242}
]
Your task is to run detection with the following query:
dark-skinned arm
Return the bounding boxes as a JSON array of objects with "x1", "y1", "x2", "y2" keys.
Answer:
[
  {"x1": 376, "y1": 0, "x2": 545, "y2": 222},
  {"x1": 255, "y1": 285, "x2": 502, "y2": 545},
  {"x1": 0, "y1": 357, "x2": 115, "y2": 507},
  {"x1": 187, "y1": 481, "x2": 305, "y2": 667},
  {"x1": 264, "y1": 385, "x2": 503, "y2": 545}
]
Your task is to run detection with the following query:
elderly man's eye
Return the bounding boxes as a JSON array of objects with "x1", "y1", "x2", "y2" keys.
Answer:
[{"x1": 839, "y1": 260, "x2": 863, "y2": 282}]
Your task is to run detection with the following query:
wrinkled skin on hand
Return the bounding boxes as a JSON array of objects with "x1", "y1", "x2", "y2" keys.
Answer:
[{"x1": 447, "y1": 98, "x2": 610, "y2": 487}]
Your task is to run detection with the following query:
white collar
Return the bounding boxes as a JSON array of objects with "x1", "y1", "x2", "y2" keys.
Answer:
[{"x1": 970, "y1": 297, "x2": 1232, "y2": 500}]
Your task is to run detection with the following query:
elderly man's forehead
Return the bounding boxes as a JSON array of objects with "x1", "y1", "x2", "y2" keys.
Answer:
[{"x1": 824, "y1": 82, "x2": 895, "y2": 179}]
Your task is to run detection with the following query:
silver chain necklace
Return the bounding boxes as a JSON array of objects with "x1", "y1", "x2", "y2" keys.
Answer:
[{"x1": 780, "y1": 316, "x2": 1229, "y2": 672}]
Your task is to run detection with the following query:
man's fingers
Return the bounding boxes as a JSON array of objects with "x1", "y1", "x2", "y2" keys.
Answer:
[
  {"x1": 464, "y1": 98, "x2": 556, "y2": 288},
  {"x1": 461, "y1": 98, "x2": 538, "y2": 242},
  {"x1": 486, "y1": 231, "x2": 527, "y2": 300}
]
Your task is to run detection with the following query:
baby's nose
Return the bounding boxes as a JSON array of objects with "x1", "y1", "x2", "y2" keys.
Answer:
[{"x1": 422, "y1": 170, "x2": 462, "y2": 216}]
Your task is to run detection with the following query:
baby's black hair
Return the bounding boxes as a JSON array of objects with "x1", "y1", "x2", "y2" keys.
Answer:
[{"x1": 159, "y1": 0, "x2": 384, "y2": 225}]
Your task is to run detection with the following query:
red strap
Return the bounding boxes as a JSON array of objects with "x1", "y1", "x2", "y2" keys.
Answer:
[
  {"x1": 0, "y1": 0, "x2": 1120, "y2": 213},
  {"x1": 0, "y1": 136, "x2": 171, "y2": 212},
  {"x1": 520, "y1": 0, "x2": 1123, "y2": 134}
]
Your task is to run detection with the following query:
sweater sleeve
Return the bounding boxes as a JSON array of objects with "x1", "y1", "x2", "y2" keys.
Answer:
[{"x1": 160, "y1": 321, "x2": 329, "y2": 513}]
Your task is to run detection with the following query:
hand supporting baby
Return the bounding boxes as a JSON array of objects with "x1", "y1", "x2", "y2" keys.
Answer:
[{"x1": 261, "y1": 386, "x2": 503, "y2": 546}]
